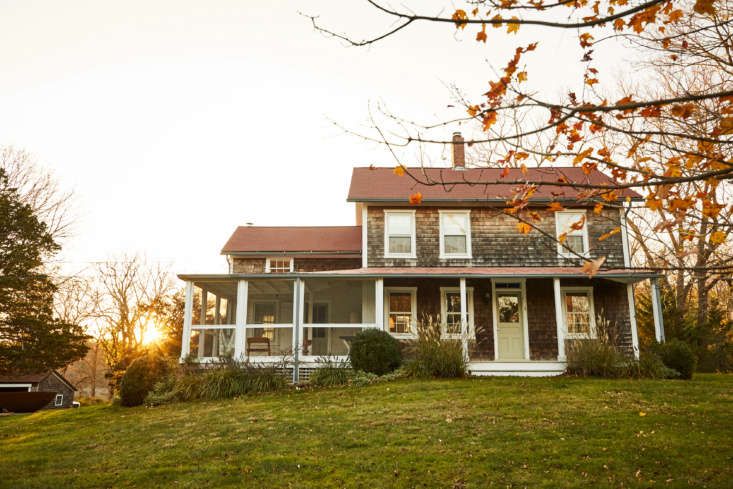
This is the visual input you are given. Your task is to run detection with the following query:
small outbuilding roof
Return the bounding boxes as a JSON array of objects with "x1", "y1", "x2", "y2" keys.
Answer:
[
  {"x1": 347, "y1": 166, "x2": 642, "y2": 202},
  {"x1": 0, "y1": 370, "x2": 76, "y2": 391},
  {"x1": 221, "y1": 226, "x2": 362, "y2": 254}
]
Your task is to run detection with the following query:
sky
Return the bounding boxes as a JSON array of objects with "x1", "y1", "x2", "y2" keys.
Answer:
[{"x1": 0, "y1": 0, "x2": 632, "y2": 277}]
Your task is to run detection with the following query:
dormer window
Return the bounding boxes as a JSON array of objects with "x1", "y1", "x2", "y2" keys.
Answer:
[
  {"x1": 555, "y1": 211, "x2": 589, "y2": 257},
  {"x1": 265, "y1": 257, "x2": 293, "y2": 273},
  {"x1": 439, "y1": 210, "x2": 472, "y2": 259},
  {"x1": 384, "y1": 210, "x2": 416, "y2": 258}
]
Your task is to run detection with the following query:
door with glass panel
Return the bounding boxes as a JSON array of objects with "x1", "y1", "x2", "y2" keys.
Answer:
[{"x1": 496, "y1": 292, "x2": 525, "y2": 360}]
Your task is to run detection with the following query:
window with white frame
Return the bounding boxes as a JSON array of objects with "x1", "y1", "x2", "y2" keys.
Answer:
[
  {"x1": 561, "y1": 287, "x2": 596, "y2": 338},
  {"x1": 384, "y1": 211, "x2": 416, "y2": 258},
  {"x1": 54, "y1": 394, "x2": 64, "y2": 407},
  {"x1": 384, "y1": 287, "x2": 417, "y2": 337},
  {"x1": 555, "y1": 211, "x2": 589, "y2": 256},
  {"x1": 440, "y1": 287, "x2": 474, "y2": 339},
  {"x1": 439, "y1": 211, "x2": 471, "y2": 258},
  {"x1": 266, "y1": 257, "x2": 293, "y2": 273}
]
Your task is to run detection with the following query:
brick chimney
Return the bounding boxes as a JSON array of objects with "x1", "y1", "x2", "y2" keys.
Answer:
[{"x1": 452, "y1": 131, "x2": 465, "y2": 169}]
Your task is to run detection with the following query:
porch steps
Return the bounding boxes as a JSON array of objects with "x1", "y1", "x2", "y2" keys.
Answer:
[{"x1": 468, "y1": 361, "x2": 566, "y2": 377}]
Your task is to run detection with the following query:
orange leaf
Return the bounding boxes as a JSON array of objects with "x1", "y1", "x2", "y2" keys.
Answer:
[
  {"x1": 507, "y1": 17, "x2": 520, "y2": 34},
  {"x1": 693, "y1": 0, "x2": 716, "y2": 15},
  {"x1": 548, "y1": 202, "x2": 565, "y2": 212},
  {"x1": 467, "y1": 105, "x2": 480, "y2": 117},
  {"x1": 710, "y1": 231, "x2": 727, "y2": 245},
  {"x1": 517, "y1": 222, "x2": 532, "y2": 234},
  {"x1": 593, "y1": 203, "x2": 604, "y2": 215},
  {"x1": 408, "y1": 192, "x2": 423, "y2": 205},
  {"x1": 500, "y1": 166, "x2": 510, "y2": 178},
  {"x1": 570, "y1": 215, "x2": 586, "y2": 231},
  {"x1": 558, "y1": 232, "x2": 568, "y2": 244},
  {"x1": 670, "y1": 103, "x2": 695, "y2": 119},
  {"x1": 585, "y1": 77, "x2": 599, "y2": 86},
  {"x1": 452, "y1": 9, "x2": 469, "y2": 29},
  {"x1": 393, "y1": 166, "x2": 405, "y2": 177},
  {"x1": 491, "y1": 14, "x2": 503, "y2": 28},
  {"x1": 598, "y1": 227, "x2": 621, "y2": 241},
  {"x1": 482, "y1": 111, "x2": 498, "y2": 131},
  {"x1": 582, "y1": 256, "x2": 606, "y2": 278},
  {"x1": 579, "y1": 32, "x2": 594, "y2": 48},
  {"x1": 573, "y1": 148, "x2": 594, "y2": 165},
  {"x1": 476, "y1": 23, "x2": 487, "y2": 43},
  {"x1": 517, "y1": 71, "x2": 528, "y2": 82},
  {"x1": 520, "y1": 163, "x2": 528, "y2": 175}
]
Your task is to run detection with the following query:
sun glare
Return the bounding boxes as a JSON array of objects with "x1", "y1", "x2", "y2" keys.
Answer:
[{"x1": 140, "y1": 318, "x2": 164, "y2": 346}]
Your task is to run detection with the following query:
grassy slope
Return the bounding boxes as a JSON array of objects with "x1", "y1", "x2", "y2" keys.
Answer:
[{"x1": 0, "y1": 375, "x2": 731, "y2": 489}]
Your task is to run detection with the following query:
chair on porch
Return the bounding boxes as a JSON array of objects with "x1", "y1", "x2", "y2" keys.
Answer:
[{"x1": 247, "y1": 337, "x2": 271, "y2": 356}]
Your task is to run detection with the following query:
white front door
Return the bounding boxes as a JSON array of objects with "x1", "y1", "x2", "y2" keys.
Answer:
[{"x1": 496, "y1": 292, "x2": 525, "y2": 360}]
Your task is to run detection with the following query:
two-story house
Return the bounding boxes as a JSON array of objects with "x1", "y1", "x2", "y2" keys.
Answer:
[{"x1": 178, "y1": 134, "x2": 665, "y2": 379}]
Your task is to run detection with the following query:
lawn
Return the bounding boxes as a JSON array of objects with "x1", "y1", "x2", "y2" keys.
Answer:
[{"x1": 0, "y1": 375, "x2": 731, "y2": 489}]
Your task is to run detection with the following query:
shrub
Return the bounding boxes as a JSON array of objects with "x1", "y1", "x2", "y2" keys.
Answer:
[
  {"x1": 144, "y1": 360, "x2": 286, "y2": 405},
  {"x1": 119, "y1": 354, "x2": 173, "y2": 407},
  {"x1": 309, "y1": 358, "x2": 352, "y2": 387},
  {"x1": 404, "y1": 319, "x2": 466, "y2": 378},
  {"x1": 349, "y1": 329, "x2": 402, "y2": 375},
  {"x1": 636, "y1": 350, "x2": 679, "y2": 379},
  {"x1": 654, "y1": 339, "x2": 697, "y2": 379},
  {"x1": 566, "y1": 339, "x2": 626, "y2": 378}
]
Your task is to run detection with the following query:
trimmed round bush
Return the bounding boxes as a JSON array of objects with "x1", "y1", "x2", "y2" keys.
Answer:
[
  {"x1": 655, "y1": 339, "x2": 697, "y2": 379},
  {"x1": 349, "y1": 329, "x2": 402, "y2": 375},
  {"x1": 119, "y1": 354, "x2": 172, "y2": 407}
]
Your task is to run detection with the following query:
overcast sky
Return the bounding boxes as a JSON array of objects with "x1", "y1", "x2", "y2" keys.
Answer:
[{"x1": 0, "y1": 0, "x2": 633, "y2": 277}]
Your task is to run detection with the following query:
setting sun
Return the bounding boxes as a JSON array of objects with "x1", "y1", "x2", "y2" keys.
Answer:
[{"x1": 139, "y1": 318, "x2": 164, "y2": 346}]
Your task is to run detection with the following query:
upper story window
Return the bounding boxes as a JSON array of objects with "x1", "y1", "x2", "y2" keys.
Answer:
[
  {"x1": 265, "y1": 257, "x2": 293, "y2": 273},
  {"x1": 440, "y1": 287, "x2": 475, "y2": 339},
  {"x1": 555, "y1": 211, "x2": 589, "y2": 257},
  {"x1": 561, "y1": 287, "x2": 597, "y2": 339},
  {"x1": 384, "y1": 210, "x2": 416, "y2": 258},
  {"x1": 439, "y1": 210, "x2": 472, "y2": 259}
]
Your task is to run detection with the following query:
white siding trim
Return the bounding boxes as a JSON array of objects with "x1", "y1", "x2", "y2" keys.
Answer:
[
  {"x1": 361, "y1": 205, "x2": 368, "y2": 267},
  {"x1": 619, "y1": 207, "x2": 631, "y2": 268},
  {"x1": 0, "y1": 383, "x2": 32, "y2": 391}
]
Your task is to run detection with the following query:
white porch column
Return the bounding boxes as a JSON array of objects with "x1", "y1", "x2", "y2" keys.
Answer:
[
  {"x1": 375, "y1": 278, "x2": 384, "y2": 330},
  {"x1": 650, "y1": 278, "x2": 665, "y2": 342},
  {"x1": 292, "y1": 278, "x2": 304, "y2": 383},
  {"x1": 214, "y1": 295, "x2": 221, "y2": 325},
  {"x1": 459, "y1": 278, "x2": 469, "y2": 362},
  {"x1": 235, "y1": 280, "x2": 248, "y2": 360},
  {"x1": 198, "y1": 288, "x2": 207, "y2": 357},
  {"x1": 627, "y1": 284, "x2": 640, "y2": 358},
  {"x1": 553, "y1": 278, "x2": 566, "y2": 361},
  {"x1": 180, "y1": 281, "x2": 194, "y2": 361}
]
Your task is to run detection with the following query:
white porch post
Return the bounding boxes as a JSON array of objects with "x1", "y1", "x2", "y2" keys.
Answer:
[
  {"x1": 553, "y1": 278, "x2": 566, "y2": 361},
  {"x1": 180, "y1": 281, "x2": 194, "y2": 361},
  {"x1": 375, "y1": 278, "x2": 384, "y2": 330},
  {"x1": 198, "y1": 288, "x2": 207, "y2": 358},
  {"x1": 235, "y1": 280, "x2": 248, "y2": 360},
  {"x1": 460, "y1": 278, "x2": 469, "y2": 362},
  {"x1": 627, "y1": 284, "x2": 640, "y2": 358},
  {"x1": 292, "y1": 278, "x2": 304, "y2": 383},
  {"x1": 214, "y1": 295, "x2": 221, "y2": 324},
  {"x1": 651, "y1": 278, "x2": 665, "y2": 342}
]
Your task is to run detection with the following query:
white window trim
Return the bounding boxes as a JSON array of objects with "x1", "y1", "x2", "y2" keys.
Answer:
[
  {"x1": 54, "y1": 393, "x2": 64, "y2": 407},
  {"x1": 384, "y1": 210, "x2": 417, "y2": 259},
  {"x1": 555, "y1": 210, "x2": 590, "y2": 258},
  {"x1": 561, "y1": 286, "x2": 597, "y2": 339},
  {"x1": 265, "y1": 257, "x2": 294, "y2": 273},
  {"x1": 439, "y1": 210, "x2": 472, "y2": 259},
  {"x1": 384, "y1": 286, "x2": 418, "y2": 339},
  {"x1": 440, "y1": 287, "x2": 475, "y2": 339}
]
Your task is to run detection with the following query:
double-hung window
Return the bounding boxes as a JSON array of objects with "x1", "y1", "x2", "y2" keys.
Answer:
[
  {"x1": 54, "y1": 394, "x2": 64, "y2": 407},
  {"x1": 440, "y1": 287, "x2": 474, "y2": 339},
  {"x1": 266, "y1": 257, "x2": 293, "y2": 273},
  {"x1": 555, "y1": 211, "x2": 589, "y2": 257},
  {"x1": 561, "y1": 287, "x2": 596, "y2": 339},
  {"x1": 384, "y1": 211, "x2": 416, "y2": 258},
  {"x1": 439, "y1": 210, "x2": 472, "y2": 258},
  {"x1": 384, "y1": 287, "x2": 417, "y2": 337}
]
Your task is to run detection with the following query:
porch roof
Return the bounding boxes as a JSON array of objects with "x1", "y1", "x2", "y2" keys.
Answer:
[{"x1": 178, "y1": 267, "x2": 659, "y2": 282}]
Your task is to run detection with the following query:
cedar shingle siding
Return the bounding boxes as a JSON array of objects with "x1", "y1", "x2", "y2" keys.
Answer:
[
  {"x1": 37, "y1": 373, "x2": 75, "y2": 409},
  {"x1": 231, "y1": 257, "x2": 361, "y2": 273},
  {"x1": 367, "y1": 206, "x2": 625, "y2": 268}
]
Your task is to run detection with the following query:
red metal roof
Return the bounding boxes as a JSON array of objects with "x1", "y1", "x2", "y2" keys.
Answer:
[
  {"x1": 221, "y1": 226, "x2": 362, "y2": 254},
  {"x1": 348, "y1": 166, "x2": 642, "y2": 202}
]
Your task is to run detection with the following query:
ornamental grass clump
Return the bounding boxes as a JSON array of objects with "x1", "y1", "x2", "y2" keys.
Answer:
[{"x1": 404, "y1": 317, "x2": 466, "y2": 378}]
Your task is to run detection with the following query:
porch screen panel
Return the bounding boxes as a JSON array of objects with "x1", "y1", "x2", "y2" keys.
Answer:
[{"x1": 245, "y1": 279, "x2": 295, "y2": 358}]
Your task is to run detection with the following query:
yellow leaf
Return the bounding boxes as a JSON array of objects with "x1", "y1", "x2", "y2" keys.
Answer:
[
  {"x1": 639, "y1": 411, "x2": 647, "y2": 417},
  {"x1": 573, "y1": 148, "x2": 594, "y2": 165},
  {"x1": 408, "y1": 192, "x2": 423, "y2": 205},
  {"x1": 516, "y1": 222, "x2": 532, "y2": 234},
  {"x1": 710, "y1": 231, "x2": 727, "y2": 245},
  {"x1": 593, "y1": 203, "x2": 604, "y2": 215},
  {"x1": 507, "y1": 17, "x2": 520, "y2": 34},
  {"x1": 393, "y1": 166, "x2": 405, "y2": 177},
  {"x1": 548, "y1": 202, "x2": 565, "y2": 212},
  {"x1": 517, "y1": 71, "x2": 528, "y2": 83},
  {"x1": 491, "y1": 14, "x2": 503, "y2": 28},
  {"x1": 558, "y1": 232, "x2": 567, "y2": 244},
  {"x1": 581, "y1": 256, "x2": 606, "y2": 278},
  {"x1": 598, "y1": 227, "x2": 621, "y2": 241}
]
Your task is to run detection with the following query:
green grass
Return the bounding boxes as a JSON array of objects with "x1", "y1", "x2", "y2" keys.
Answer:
[{"x1": 1, "y1": 375, "x2": 731, "y2": 488}]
